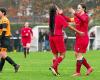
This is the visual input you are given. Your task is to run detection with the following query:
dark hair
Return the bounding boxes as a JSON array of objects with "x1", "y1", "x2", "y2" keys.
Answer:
[
  {"x1": 0, "y1": 7, "x2": 7, "y2": 15},
  {"x1": 80, "y1": 3, "x2": 87, "y2": 13},
  {"x1": 49, "y1": 5, "x2": 57, "y2": 35}
]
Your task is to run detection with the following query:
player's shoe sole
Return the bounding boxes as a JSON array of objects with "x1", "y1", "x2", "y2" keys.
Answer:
[{"x1": 72, "y1": 72, "x2": 81, "y2": 76}]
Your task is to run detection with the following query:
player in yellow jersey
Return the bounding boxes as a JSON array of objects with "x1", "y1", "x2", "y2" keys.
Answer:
[{"x1": 0, "y1": 8, "x2": 20, "y2": 72}]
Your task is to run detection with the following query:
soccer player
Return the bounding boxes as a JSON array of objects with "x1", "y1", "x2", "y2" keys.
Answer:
[
  {"x1": 69, "y1": 3, "x2": 93, "y2": 76},
  {"x1": 21, "y1": 22, "x2": 33, "y2": 58},
  {"x1": 49, "y1": 5, "x2": 84, "y2": 76},
  {"x1": 0, "y1": 7, "x2": 20, "y2": 72}
]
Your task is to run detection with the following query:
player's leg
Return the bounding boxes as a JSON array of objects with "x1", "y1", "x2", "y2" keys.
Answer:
[
  {"x1": 49, "y1": 36, "x2": 59, "y2": 76},
  {"x1": 82, "y1": 57, "x2": 93, "y2": 75},
  {"x1": 23, "y1": 47, "x2": 27, "y2": 58},
  {"x1": 0, "y1": 57, "x2": 5, "y2": 72},
  {"x1": 22, "y1": 42, "x2": 27, "y2": 58},
  {"x1": 82, "y1": 41, "x2": 93, "y2": 75},
  {"x1": 73, "y1": 38, "x2": 85, "y2": 76},
  {"x1": 0, "y1": 38, "x2": 6, "y2": 72},
  {"x1": 5, "y1": 55, "x2": 20, "y2": 72},
  {"x1": 49, "y1": 53, "x2": 59, "y2": 76},
  {"x1": 0, "y1": 47, "x2": 19, "y2": 72},
  {"x1": 73, "y1": 52, "x2": 93, "y2": 76},
  {"x1": 1, "y1": 48, "x2": 20, "y2": 72},
  {"x1": 27, "y1": 48, "x2": 29, "y2": 54},
  {"x1": 72, "y1": 52, "x2": 82, "y2": 76},
  {"x1": 26, "y1": 43, "x2": 31, "y2": 55},
  {"x1": 52, "y1": 51, "x2": 65, "y2": 75},
  {"x1": 0, "y1": 58, "x2": 5, "y2": 72},
  {"x1": 2, "y1": 37, "x2": 20, "y2": 72},
  {"x1": 51, "y1": 36, "x2": 66, "y2": 75},
  {"x1": 22, "y1": 39, "x2": 27, "y2": 58}
]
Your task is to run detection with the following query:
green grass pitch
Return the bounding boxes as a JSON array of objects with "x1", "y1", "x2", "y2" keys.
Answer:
[{"x1": 0, "y1": 50, "x2": 100, "y2": 80}]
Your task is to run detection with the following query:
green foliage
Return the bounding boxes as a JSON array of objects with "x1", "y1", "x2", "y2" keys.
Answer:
[{"x1": 10, "y1": 24, "x2": 23, "y2": 31}]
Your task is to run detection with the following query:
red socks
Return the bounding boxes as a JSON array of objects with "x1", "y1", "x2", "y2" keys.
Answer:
[
  {"x1": 52, "y1": 57, "x2": 63, "y2": 72},
  {"x1": 76, "y1": 58, "x2": 91, "y2": 73},
  {"x1": 52, "y1": 59, "x2": 56, "y2": 65},
  {"x1": 76, "y1": 60, "x2": 83, "y2": 73},
  {"x1": 82, "y1": 58, "x2": 91, "y2": 69}
]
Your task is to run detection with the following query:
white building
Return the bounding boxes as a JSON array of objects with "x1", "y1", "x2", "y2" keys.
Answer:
[
  {"x1": 30, "y1": 25, "x2": 49, "y2": 51},
  {"x1": 88, "y1": 26, "x2": 100, "y2": 50}
]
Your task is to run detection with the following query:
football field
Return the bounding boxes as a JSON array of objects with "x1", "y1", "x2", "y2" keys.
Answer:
[{"x1": 0, "y1": 50, "x2": 100, "y2": 80}]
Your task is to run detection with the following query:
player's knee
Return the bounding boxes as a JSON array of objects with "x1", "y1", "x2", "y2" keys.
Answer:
[
  {"x1": 53, "y1": 55, "x2": 58, "y2": 59},
  {"x1": 1, "y1": 54, "x2": 7, "y2": 59},
  {"x1": 60, "y1": 54, "x2": 65, "y2": 59},
  {"x1": 60, "y1": 51, "x2": 66, "y2": 58},
  {"x1": 26, "y1": 43, "x2": 30, "y2": 48},
  {"x1": 0, "y1": 49, "x2": 7, "y2": 58}
]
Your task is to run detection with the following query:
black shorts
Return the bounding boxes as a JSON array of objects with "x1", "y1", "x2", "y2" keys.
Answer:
[{"x1": 0, "y1": 36, "x2": 10, "y2": 48}]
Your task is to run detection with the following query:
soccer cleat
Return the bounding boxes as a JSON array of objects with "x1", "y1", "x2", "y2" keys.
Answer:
[
  {"x1": 14, "y1": 64, "x2": 20, "y2": 73},
  {"x1": 86, "y1": 67, "x2": 93, "y2": 76},
  {"x1": 72, "y1": 72, "x2": 81, "y2": 76},
  {"x1": 49, "y1": 67, "x2": 59, "y2": 76},
  {"x1": 56, "y1": 72, "x2": 60, "y2": 76}
]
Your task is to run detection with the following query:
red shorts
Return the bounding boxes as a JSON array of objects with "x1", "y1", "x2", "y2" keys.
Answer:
[
  {"x1": 49, "y1": 35, "x2": 66, "y2": 54},
  {"x1": 21, "y1": 37, "x2": 31, "y2": 47},
  {"x1": 74, "y1": 36, "x2": 89, "y2": 53}
]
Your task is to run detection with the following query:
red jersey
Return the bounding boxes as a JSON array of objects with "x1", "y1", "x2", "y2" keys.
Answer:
[
  {"x1": 21, "y1": 27, "x2": 33, "y2": 38},
  {"x1": 74, "y1": 13, "x2": 89, "y2": 53},
  {"x1": 49, "y1": 14, "x2": 69, "y2": 54},
  {"x1": 21, "y1": 27, "x2": 33, "y2": 47},
  {"x1": 52, "y1": 15, "x2": 69, "y2": 36},
  {"x1": 74, "y1": 13, "x2": 89, "y2": 37}
]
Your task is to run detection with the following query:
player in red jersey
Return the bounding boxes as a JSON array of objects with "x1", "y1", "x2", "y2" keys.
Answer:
[
  {"x1": 69, "y1": 3, "x2": 93, "y2": 76},
  {"x1": 21, "y1": 22, "x2": 33, "y2": 58},
  {"x1": 49, "y1": 5, "x2": 84, "y2": 76}
]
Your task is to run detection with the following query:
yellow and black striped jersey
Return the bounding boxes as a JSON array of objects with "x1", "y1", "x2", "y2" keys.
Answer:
[{"x1": 0, "y1": 16, "x2": 11, "y2": 36}]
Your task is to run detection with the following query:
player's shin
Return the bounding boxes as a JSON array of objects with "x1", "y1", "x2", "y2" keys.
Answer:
[
  {"x1": 53, "y1": 56, "x2": 63, "y2": 72},
  {"x1": 24, "y1": 48, "x2": 27, "y2": 58},
  {"x1": 82, "y1": 57, "x2": 91, "y2": 69},
  {"x1": 27, "y1": 48, "x2": 29, "y2": 54},
  {"x1": 5, "y1": 56, "x2": 17, "y2": 66},
  {"x1": 0, "y1": 58, "x2": 5, "y2": 72}
]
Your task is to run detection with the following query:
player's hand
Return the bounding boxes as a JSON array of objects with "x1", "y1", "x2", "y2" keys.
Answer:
[{"x1": 79, "y1": 32, "x2": 85, "y2": 36}]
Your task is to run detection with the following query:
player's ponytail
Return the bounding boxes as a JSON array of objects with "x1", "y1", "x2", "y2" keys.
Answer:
[{"x1": 49, "y1": 5, "x2": 57, "y2": 35}]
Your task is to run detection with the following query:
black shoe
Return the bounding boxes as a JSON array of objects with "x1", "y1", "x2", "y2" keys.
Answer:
[
  {"x1": 49, "y1": 67, "x2": 60, "y2": 76},
  {"x1": 57, "y1": 72, "x2": 60, "y2": 76},
  {"x1": 14, "y1": 64, "x2": 20, "y2": 72}
]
